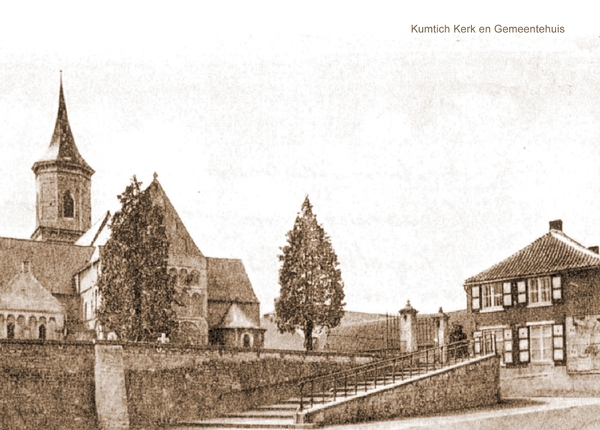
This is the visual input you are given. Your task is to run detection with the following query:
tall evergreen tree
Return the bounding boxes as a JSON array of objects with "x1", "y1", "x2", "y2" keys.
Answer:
[
  {"x1": 276, "y1": 196, "x2": 345, "y2": 350},
  {"x1": 96, "y1": 176, "x2": 177, "y2": 341}
]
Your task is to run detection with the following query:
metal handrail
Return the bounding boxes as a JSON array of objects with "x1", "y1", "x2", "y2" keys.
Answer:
[{"x1": 298, "y1": 334, "x2": 496, "y2": 411}]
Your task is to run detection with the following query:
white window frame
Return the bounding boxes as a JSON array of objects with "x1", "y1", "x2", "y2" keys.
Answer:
[
  {"x1": 527, "y1": 321, "x2": 554, "y2": 363},
  {"x1": 527, "y1": 277, "x2": 552, "y2": 307},
  {"x1": 481, "y1": 283, "x2": 503, "y2": 312}
]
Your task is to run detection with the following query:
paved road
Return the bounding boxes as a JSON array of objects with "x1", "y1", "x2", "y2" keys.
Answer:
[
  {"x1": 171, "y1": 397, "x2": 600, "y2": 429},
  {"x1": 325, "y1": 397, "x2": 600, "y2": 430}
]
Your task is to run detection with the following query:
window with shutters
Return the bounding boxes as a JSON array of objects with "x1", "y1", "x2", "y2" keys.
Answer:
[
  {"x1": 482, "y1": 283, "x2": 503, "y2": 311},
  {"x1": 530, "y1": 324, "x2": 553, "y2": 363},
  {"x1": 528, "y1": 277, "x2": 552, "y2": 307}
]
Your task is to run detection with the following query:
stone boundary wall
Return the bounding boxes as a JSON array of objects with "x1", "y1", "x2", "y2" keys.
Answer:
[
  {"x1": 0, "y1": 339, "x2": 374, "y2": 430},
  {"x1": 299, "y1": 355, "x2": 500, "y2": 426},
  {"x1": 121, "y1": 343, "x2": 374, "y2": 429},
  {"x1": 0, "y1": 339, "x2": 97, "y2": 430}
]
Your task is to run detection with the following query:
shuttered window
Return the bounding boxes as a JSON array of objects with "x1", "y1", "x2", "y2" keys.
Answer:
[
  {"x1": 482, "y1": 283, "x2": 502, "y2": 310},
  {"x1": 528, "y1": 277, "x2": 552, "y2": 306},
  {"x1": 530, "y1": 325, "x2": 553, "y2": 362}
]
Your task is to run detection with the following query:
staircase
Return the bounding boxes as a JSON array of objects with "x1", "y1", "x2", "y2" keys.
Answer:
[{"x1": 171, "y1": 336, "x2": 496, "y2": 429}]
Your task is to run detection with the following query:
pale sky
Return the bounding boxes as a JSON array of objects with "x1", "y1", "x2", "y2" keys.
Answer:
[{"x1": 1, "y1": 3, "x2": 599, "y2": 315}]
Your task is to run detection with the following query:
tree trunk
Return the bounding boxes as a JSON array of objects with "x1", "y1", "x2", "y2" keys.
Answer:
[{"x1": 304, "y1": 320, "x2": 314, "y2": 351}]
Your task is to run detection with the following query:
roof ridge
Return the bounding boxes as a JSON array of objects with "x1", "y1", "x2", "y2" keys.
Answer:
[
  {"x1": 207, "y1": 256, "x2": 242, "y2": 262},
  {"x1": 0, "y1": 236, "x2": 94, "y2": 249},
  {"x1": 550, "y1": 230, "x2": 600, "y2": 258},
  {"x1": 465, "y1": 229, "x2": 600, "y2": 284}
]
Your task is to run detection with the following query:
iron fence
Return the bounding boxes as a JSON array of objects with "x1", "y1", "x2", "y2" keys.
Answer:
[{"x1": 298, "y1": 333, "x2": 496, "y2": 411}]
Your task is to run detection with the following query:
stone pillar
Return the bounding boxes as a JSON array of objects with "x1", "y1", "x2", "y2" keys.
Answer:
[
  {"x1": 434, "y1": 307, "x2": 449, "y2": 363},
  {"x1": 94, "y1": 344, "x2": 130, "y2": 429},
  {"x1": 399, "y1": 301, "x2": 418, "y2": 353}
]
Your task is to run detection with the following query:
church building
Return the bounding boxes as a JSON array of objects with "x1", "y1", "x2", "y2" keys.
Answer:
[{"x1": 0, "y1": 78, "x2": 264, "y2": 347}]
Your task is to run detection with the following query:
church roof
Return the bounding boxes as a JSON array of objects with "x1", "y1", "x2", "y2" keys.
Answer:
[
  {"x1": 0, "y1": 237, "x2": 94, "y2": 295},
  {"x1": 32, "y1": 76, "x2": 94, "y2": 176},
  {"x1": 218, "y1": 303, "x2": 261, "y2": 329},
  {"x1": 465, "y1": 227, "x2": 600, "y2": 284},
  {"x1": 146, "y1": 177, "x2": 205, "y2": 267},
  {"x1": 207, "y1": 257, "x2": 259, "y2": 304},
  {"x1": 0, "y1": 263, "x2": 64, "y2": 314},
  {"x1": 75, "y1": 211, "x2": 111, "y2": 247}
]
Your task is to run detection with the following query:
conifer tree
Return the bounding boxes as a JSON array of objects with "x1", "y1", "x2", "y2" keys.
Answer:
[
  {"x1": 96, "y1": 176, "x2": 177, "y2": 341},
  {"x1": 276, "y1": 196, "x2": 345, "y2": 350}
]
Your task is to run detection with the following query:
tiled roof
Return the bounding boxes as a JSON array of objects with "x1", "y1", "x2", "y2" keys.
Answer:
[
  {"x1": 218, "y1": 303, "x2": 261, "y2": 329},
  {"x1": 465, "y1": 229, "x2": 600, "y2": 284},
  {"x1": 0, "y1": 237, "x2": 94, "y2": 295},
  {"x1": 32, "y1": 78, "x2": 94, "y2": 176},
  {"x1": 207, "y1": 257, "x2": 259, "y2": 303},
  {"x1": 0, "y1": 264, "x2": 64, "y2": 314}
]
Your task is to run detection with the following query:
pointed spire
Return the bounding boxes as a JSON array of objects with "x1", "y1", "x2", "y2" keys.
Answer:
[{"x1": 32, "y1": 73, "x2": 94, "y2": 176}]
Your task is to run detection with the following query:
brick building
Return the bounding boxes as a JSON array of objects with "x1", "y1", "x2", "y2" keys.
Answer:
[
  {"x1": 0, "y1": 78, "x2": 264, "y2": 347},
  {"x1": 465, "y1": 219, "x2": 600, "y2": 394}
]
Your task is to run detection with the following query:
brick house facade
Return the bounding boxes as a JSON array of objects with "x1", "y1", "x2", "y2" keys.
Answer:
[{"x1": 465, "y1": 220, "x2": 600, "y2": 387}]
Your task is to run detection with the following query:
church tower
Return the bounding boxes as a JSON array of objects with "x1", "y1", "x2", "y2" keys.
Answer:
[{"x1": 31, "y1": 76, "x2": 94, "y2": 243}]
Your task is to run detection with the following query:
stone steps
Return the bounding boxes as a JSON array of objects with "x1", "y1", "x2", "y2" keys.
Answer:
[
  {"x1": 225, "y1": 410, "x2": 297, "y2": 419},
  {"x1": 171, "y1": 416, "x2": 316, "y2": 429},
  {"x1": 170, "y1": 363, "x2": 440, "y2": 429}
]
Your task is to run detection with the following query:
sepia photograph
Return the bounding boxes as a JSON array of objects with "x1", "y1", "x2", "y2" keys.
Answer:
[{"x1": 0, "y1": 2, "x2": 599, "y2": 429}]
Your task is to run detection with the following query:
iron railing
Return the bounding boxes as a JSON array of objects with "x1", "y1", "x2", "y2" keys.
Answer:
[{"x1": 298, "y1": 334, "x2": 496, "y2": 411}]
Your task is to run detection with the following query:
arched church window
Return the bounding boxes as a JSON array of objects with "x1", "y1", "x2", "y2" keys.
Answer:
[
  {"x1": 39, "y1": 324, "x2": 46, "y2": 340},
  {"x1": 190, "y1": 270, "x2": 201, "y2": 286},
  {"x1": 63, "y1": 191, "x2": 74, "y2": 218},
  {"x1": 7, "y1": 323, "x2": 15, "y2": 339}
]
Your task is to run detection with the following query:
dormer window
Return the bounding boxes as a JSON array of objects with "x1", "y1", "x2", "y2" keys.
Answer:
[{"x1": 63, "y1": 191, "x2": 74, "y2": 218}]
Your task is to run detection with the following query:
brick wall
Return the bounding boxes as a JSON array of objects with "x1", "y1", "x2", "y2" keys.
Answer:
[
  {"x1": 121, "y1": 344, "x2": 373, "y2": 429},
  {"x1": 0, "y1": 340, "x2": 97, "y2": 430},
  {"x1": 300, "y1": 355, "x2": 500, "y2": 426}
]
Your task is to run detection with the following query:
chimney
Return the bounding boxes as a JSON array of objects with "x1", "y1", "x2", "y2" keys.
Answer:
[
  {"x1": 589, "y1": 246, "x2": 599, "y2": 254},
  {"x1": 549, "y1": 220, "x2": 563, "y2": 231}
]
